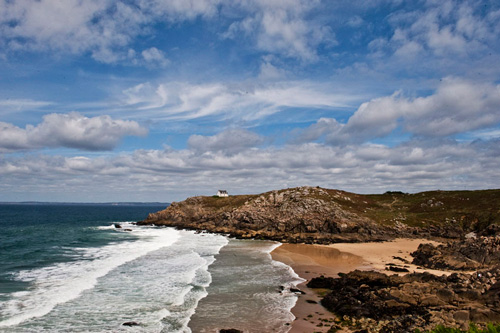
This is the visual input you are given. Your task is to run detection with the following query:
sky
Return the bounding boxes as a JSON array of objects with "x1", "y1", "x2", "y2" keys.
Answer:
[{"x1": 1, "y1": 0, "x2": 500, "y2": 202}]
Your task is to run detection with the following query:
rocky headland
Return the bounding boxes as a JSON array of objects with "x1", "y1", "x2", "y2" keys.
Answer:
[
  {"x1": 139, "y1": 186, "x2": 500, "y2": 244},
  {"x1": 139, "y1": 186, "x2": 500, "y2": 331}
]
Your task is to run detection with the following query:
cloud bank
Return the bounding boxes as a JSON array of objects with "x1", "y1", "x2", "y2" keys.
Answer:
[
  {"x1": 1, "y1": 138, "x2": 498, "y2": 202},
  {"x1": 295, "y1": 78, "x2": 500, "y2": 145},
  {"x1": 0, "y1": 112, "x2": 147, "y2": 152}
]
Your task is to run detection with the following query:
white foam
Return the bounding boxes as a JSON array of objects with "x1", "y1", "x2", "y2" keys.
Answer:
[
  {"x1": 258, "y1": 241, "x2": 306, "y2": 330},
  {"x1": 0, "y1": 225, "x2": 181, "y2": 328},
  {"x1": 264, "y1": 242, "x2": 306, "y2": 286}
]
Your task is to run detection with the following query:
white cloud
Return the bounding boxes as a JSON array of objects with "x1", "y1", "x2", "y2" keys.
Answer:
[
  {"x1": 221, "y1": 0, "x2": 335, "y2": 61},
  {"x1": 0, "y1": 0, "x2": 335, "y2": 63},
  {"x1": 126, "y1": 47, "x2": 170, "y2": 68},
  {"x1": 0, "y1": 99, "x2": 53, "y2": 110},
  {"x1": 404, "y1": 78, "x2": 500, "y2": 136},
  {"x1": 297, "y1": 77, "x2": 500, "y2": 145},
  {"x1": 258, "y1": 59, "x2": 287, "y2": 80},
  {"x1": 291, "y1": 118, "x2": 342, "y2": 144},
  {"x1": 347, "y1": 15, "x2": 364, "y2": 28},
  {"x1": 387, "y1": 1, "x2": 499, "y2": 58},
  {"x1": 1, "y1": 138, "x2": 499, "y2": 201},
  {"x1": 468, "y1": 128, "x2": 500, "y2": 140},
  {"x1": 188, "y1": 128, "x2": 264, "y2": 155},
  {"x1": 0, "y1": 0, "x2": 218, "y2": 63},
  {"x1": 138, "y1": 0, "x2": 220, "y2": 21},
  {"x1": 120, "y1": 80, "x2": 358, "y2": 121},
  {"x1": 141, "y1": 47, "x2": 169, "y2": 67},
  {"x1": 0, "y1": 112, "x2": 147, "y2": 152}
]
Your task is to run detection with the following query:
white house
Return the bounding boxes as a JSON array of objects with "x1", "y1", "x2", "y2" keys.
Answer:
[{"x1": 217, "y1": 190, "x2": 229, "y2": 197}]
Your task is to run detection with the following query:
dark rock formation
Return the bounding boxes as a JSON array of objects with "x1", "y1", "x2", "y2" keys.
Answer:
[
  {"x1": 122, "y1": 321, "x2": 139, "y2": 326},
  {"x1": 219, "y1": 329, "x2": 243, "y2": 333},
  {"x1": 386, "y1": 264, "x2": 410, "y2": 272},
  {"x1": 138, "y1": 186, "x2": 500, "y2": 244},
  {"x1": 308, "y1": 268, "x2": 500, "y2": 332},
  {"x1": 138, "y1": 186, "x2": 397, "y2": 243},
  {"x1": 411, "y1": 236, "x2": 500, "y2": 271},
  {"x1": 113, "y1": 223, "x2": 122, "y2": 229}
]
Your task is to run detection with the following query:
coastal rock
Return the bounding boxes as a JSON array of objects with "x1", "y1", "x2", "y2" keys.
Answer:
[
  {"x1": 122, "y1": 321, "x2": 139, "y2": 326},
  {"x1": 411, "y1": 236, "x2": 500, "y2": 271},
  {"x1": 137, "y1": 187, "x2": 399, "y2": 243},
  {"x1": 138, "y1": 187, "x2": 500, "y2": 244},
  {"x1": 308, "y1": 267, "x2": 500, "y2": 332}
]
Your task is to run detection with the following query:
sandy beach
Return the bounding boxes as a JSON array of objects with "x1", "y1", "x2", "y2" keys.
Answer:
[{"x1": 271, "y1": 238, "x2": 450, "y2": 333}]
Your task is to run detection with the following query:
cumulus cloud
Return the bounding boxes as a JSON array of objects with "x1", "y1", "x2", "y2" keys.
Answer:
[
  {"x1": 291, "y1": 118, "x2": 342, "y2": 144},
  {"x1": 1, "y1": 138, "x2": 499, "y2": 201},
  {"x1": 385, "y1": 1, "x2": 500, "y2": 59},
  {"x1": 0, "y1": 0, "x2": 219, "y2": 63},
  {"x1": 295, "y1": 78, "x2": 500, "y2": 145},
  {"x1": 222, "y1": 0, "x2": 335, "y2": 61},
  {"x1": 126, "y1": 47, "x2": 170, "y2": 68},
  {"x1": 0, "y1": 112, "x2": 147, "y2": 152},
  {"x1": 141, "y1": 47, "x2": 169, "y2": 67},
  {"x1": 0, "y1": 0, "x2": 334, "y2": 63},
  {"x1": 188, "y1": 129, "x2": 264, "y2": 155}
]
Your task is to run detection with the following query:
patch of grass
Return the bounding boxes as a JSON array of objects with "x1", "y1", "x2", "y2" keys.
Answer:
[
  {"x1": 416, "y1": 323, "x2": 500, "y2": 333},
  {"x1": 199, "y1": 194, "x2": 256, "y2": 211},
  {"x1": 361, "y1": 189, "x2": 500, "y2": 228}
]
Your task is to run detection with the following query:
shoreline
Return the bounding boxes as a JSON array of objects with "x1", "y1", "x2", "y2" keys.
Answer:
[
  {"x1": 271, "y1": 238, "x2": 452, "y2": 333},
  {"x1": 271, "y1": 243, "x2": 366, "y2": 332}
]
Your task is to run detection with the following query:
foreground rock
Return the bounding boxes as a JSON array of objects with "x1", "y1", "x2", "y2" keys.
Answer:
[
  {"x1": 308, "y1": 268, "x2": 500, "y2": 332},
  {"x1": 411, "y1": 236, "x2": 500, "y2": 271}
]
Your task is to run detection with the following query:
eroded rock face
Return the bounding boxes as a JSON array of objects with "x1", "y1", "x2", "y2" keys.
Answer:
[
  {"x1": 308, "y1": 267, "x2": 500, "y2": 332},
  {"x1": 411, "y1": 237, "x2": 500, "y2": 271},
  {"x1": 138, "y1": 186, "x2": 395, "y2": 243}
]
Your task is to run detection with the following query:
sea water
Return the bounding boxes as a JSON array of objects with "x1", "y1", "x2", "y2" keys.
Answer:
[{"x1": 0, "y1": 204, "x2": 302, "y2": 332}]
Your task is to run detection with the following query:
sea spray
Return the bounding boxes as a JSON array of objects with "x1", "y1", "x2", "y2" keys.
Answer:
[
  {"x1": 0, "y1": 224, "x2": 228, "y2": 332},
  {"x1": 0, "y1": 224, "x2": 181, "y2": 328},
  {"x1": 0, "y1": 204, "x2": 304, "y2": 333}
]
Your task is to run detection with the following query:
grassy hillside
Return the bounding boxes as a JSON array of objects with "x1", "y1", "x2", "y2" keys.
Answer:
[
  {"x1": 158, "y1": 187, "x2": 500, "y2": 236},
  {"x1": 203, "y1": 188, "x2": 500, "y2": 228},
  {"x1": 360, "y1": 189, "x2": 500, "y2": 229}
]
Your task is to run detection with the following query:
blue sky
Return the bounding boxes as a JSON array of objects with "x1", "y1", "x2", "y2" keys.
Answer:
[{"x1": 1, "y1": 0, "x2": 500, "y2": 202}]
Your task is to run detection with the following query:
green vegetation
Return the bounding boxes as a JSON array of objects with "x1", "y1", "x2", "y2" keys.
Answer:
[
  {"x1": 338, "y1": 189, "x2": 500, "y2": 229},
  {"x1": 416, "y1": 323, "x2": 500, "y2": 333},
  {"x1": 199, "y1": 194, "x2": 256, "y2": 211},
  {"x1": 195, "y1": 187, "x2": 500, "y2": 231}
]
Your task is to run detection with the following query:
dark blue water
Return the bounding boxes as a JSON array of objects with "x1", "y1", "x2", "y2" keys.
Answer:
[
  {"x1": 0, "y1": 204, "x2": 167, "y2": 299},
  {"x1": 0, "y1": 204, "x2": 300, "y2": 332}
]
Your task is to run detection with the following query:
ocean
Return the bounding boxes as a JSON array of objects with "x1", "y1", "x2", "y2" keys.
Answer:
[{"x1": 0, "y1": 204, "x2": 302, "y2": 332}]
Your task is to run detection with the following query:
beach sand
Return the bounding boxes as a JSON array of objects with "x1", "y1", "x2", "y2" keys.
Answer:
[{"x1": 271, "y1": 238, "x2": 449, "y2": 333}]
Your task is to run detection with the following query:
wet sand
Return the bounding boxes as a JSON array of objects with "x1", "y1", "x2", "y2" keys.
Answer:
[
  {"x1": 271, "y1": 238, "x2": 448, "y2": 333},
  {"x1": 271, "y1": 243, "x2": 366, "y2": 333}
]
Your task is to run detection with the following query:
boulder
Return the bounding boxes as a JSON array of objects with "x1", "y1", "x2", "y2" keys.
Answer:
[
  {"x1": 308, "y1": 266, "x2": 500, "y2": 332},
  {"x1": 122, "y1": 321, "x2": 139, "y2": 326}
]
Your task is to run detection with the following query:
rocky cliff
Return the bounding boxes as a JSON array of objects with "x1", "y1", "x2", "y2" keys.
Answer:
[
  {"x1": 139, "y1": 186, "x2": 500, "y2": 243},
  {"x1": 139, "y1": 186, "x2": 393, "y2": 243}
]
